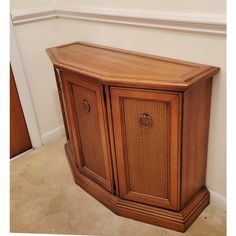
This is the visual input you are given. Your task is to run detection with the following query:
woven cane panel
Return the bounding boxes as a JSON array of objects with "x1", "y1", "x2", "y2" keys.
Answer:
[
  {"x1": 123, "y1": 98, "x2": 169, "y2": 199},
  {"x1": 72, "y1": 84, "x2": 106, "y2": 179}
]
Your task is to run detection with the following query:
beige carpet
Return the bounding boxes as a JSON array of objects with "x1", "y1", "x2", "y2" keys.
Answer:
[{"x1": 10, "y1": 136, "x2": 226, "y2": 235}]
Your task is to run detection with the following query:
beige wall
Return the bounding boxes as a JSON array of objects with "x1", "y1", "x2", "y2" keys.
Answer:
[
  {"x1": 11, "y1": 0, "x2": 54, "y2": 9},
  {"x1": 12, "y1": 19, "x2": 63, "y2": 137},
  {"x1": 11, "y1": 0, "x2": 226, "y2": 205},
  {"x1": 57, "y1": 0, "x2": 226, "y2": 14}
]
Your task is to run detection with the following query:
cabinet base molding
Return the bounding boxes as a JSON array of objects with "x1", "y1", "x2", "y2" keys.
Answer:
[{"x1": 65, "y1": 142, "x2": 210, "y2": 232}]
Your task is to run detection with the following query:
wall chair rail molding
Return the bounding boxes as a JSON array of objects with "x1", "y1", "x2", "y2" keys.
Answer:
[
  {"x1": 11, "y1": 7, "x2": 56, "y2": 24},
  {"x1": 11, "y1": 6, "x2": 226, "y2": 35}
]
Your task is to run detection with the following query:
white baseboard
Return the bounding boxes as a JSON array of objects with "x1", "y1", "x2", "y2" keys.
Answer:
[
  {"x1": 209, "y1": 190, "x2": 226, "y2": 211},
  {"x1": 10, "y1": 148, "x2": 34, "y2": 161},
  {"x1": 41, "y1": 125, "x2": 65, "y2": 145}
]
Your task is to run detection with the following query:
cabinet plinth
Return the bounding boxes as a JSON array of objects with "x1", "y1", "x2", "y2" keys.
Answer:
[{"x1": 47, "y1": 41, "x2": 219, "y2": 232}]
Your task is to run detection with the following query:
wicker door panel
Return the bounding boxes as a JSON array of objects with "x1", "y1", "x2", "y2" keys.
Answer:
[
  {"x1": 72, "y1": 84, "x2": 107, "y2": 178},
  {"x1": 62, "y1": 73, "x2": 113, "y2": 193},
  {"x1": 123, "y1": 98, "x2": 169, "y2": 199},
  {"x1": 111, "y1": 88, "x2": 181, "y2": 209}
]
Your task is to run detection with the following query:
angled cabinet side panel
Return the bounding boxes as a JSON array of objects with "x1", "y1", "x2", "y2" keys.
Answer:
[
  {"x1": 181, "y1": 78, "x2": 213, "y2": 208},
  {"x1": 54, "y1": 68, "x2": 70, "y2": 140}
]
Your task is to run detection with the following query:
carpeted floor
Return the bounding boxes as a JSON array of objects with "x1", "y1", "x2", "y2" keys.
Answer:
[{"x1": 10, "y1": 136, "x2": 226, "y2": 235}]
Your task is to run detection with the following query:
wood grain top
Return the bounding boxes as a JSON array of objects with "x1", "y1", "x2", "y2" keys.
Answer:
[{"x1": 46, "y1": 41, "x2": 220, "y2": 90}]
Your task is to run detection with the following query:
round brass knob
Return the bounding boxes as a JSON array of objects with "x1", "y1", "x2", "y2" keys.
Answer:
[
  {"x1": 79, "y1": 99, "x2": 90, "y2": 113},
  {"x1": 139, "y1": 114, "x2": 153, "y2": 127}
]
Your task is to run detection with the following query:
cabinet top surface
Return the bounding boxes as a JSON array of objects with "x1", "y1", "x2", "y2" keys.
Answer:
[{"x1": 47, "y1": 41, "x2": 219, "y2": 90}]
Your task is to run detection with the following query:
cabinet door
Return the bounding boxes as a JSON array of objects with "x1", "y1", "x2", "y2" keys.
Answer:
[
  {"x1": 62, "y1": 72, "x2": 114, "y2": 193},
  {"x1": 111, "y1": 87, "x2": 181, "y2": 210}
]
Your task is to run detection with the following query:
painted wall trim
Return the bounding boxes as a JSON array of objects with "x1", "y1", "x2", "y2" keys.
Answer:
[
  {"x1": 10, "y1": 149, "x2": 33, "y2": 162},
  {"x1": 11, "y1": 6, "x2": 226, "y2": 35},
  {"x1": 10, "y1": 19, "x2": 42, "y2": 148},
  {"x1": 209, "y1": 190, "x2": 226, "y2": 211},
  {"x1": 41, "y1": 125, "x2": 65, "y2": 145},
  {"x1": 11, "y1": 7, "x2": 56, "y2": 25}
]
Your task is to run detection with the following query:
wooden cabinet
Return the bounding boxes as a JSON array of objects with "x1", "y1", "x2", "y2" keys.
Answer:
[{"x1": 47, "y1": 42, "x2": 219, "y2": 232}]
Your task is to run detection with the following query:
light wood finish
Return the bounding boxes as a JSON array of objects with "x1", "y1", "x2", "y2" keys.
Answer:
[
  {"x1": 181, "y1": 78, "x2": 213, "y2": 208},
  {"x1": 10, "y1": 66, "x2": 32, "y2": 158},
  {"x1": 47, "y1": 41, "x2": 219, "y2": 91},
  {"x1": 47, "y1": 42, "x2": 220, "y2": 232},
  {"x1": 54, "y1": 68, "x2": 70, "y2": 140}
]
